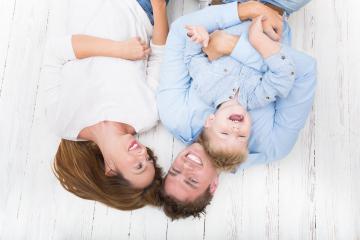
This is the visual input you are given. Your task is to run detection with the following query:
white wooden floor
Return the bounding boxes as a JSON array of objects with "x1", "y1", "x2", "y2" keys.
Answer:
[{"x1": 1, "y1": 0, "x2": 360, "y2": 239}]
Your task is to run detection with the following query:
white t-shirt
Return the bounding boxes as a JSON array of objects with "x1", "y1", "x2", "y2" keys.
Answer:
[{"x1": 41, "y1": 0, "x2": 164, "y2": 140}]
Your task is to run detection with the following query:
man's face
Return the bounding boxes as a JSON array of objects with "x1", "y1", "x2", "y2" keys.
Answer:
[{"x1": 164, "y1": 143, "x2": 219, "y2": 202}]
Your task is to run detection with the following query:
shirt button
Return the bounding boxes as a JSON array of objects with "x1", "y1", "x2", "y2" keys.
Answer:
[
  {"x1": 260, "y1": 77, "x2": 263, "y2": 81},
  {"x1": 291, "y1": 71, "x2": 295, "y2": 75},
  {"x1": 266, "y1": 96, "x2": 270, "y2": 100},
  {"x1": 281, "y1": 55, "x2": 286, "y2": 60},
  {"x1": 233, "y1": 88, "x2": 237, "y2": 92},
  {"x1": 224, "y1": 68, "x2": 228, "y2": 73}
]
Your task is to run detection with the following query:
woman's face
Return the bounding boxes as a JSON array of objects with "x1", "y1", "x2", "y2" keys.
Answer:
[{"x1": 104, "y1": 134, "x2": 155, "y2": 189}]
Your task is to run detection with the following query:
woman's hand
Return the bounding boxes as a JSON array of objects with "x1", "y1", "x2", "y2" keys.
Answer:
[
  {"x1": 238, "y1": 1, "x2": 283, "y2": 41},
  {"x1": 202, "y1": 30, "x2": 239, "y2": 61},
  {"x1": 248, "y1": 16, "x2": 280, "y2": 58},
  {"x1": 186, "y1": 25, "x2": 210, "y2": 47},
  {"x1": 117, "y1": 37, "x2": 151, "y2": 61}
]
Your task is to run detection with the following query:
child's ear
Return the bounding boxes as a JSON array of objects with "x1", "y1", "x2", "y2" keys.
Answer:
[{"x1": 204, "y1": 114, "x2": 215, "y2": 128}]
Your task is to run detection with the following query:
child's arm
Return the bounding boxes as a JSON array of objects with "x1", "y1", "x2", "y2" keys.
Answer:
[{"x1": 246, "y1": 16, "x2": 295, "y2": 110}]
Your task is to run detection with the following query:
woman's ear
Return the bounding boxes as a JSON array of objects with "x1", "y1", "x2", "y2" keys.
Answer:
[
  {"x1": 104, "y1": 161, "x2": 117, "y2": 177},
  {"x1": 204, "y1": 114, "x2": 215, "y2": 128}
]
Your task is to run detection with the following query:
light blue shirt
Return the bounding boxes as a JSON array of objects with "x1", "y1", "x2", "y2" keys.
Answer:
[
  {"x1": 156, "y1": 2, "x2": 317, "y2": 169},
  {"x1": 221, "y1": 0, "x2": 311, "y2": 15},
  {"x1": 185, "y1": 22, "x2": 296, "y2": 111}
]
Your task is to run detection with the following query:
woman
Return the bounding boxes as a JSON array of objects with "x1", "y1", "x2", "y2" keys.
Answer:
[{"x1": 42, "y1": 0, "x2": 168, "y2": 210}]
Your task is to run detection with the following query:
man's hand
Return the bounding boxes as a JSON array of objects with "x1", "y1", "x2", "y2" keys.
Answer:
[
  {"x1": 186, "y1": 25, "x2": 210, "y2": 47},
  {"x1": 249, "y1": 16, "x2": 280, "y2": 58},
  {"x1": 117, "y1": 37, "x2": 150, "y2": 60},
  {"x1": 238, "y1": 1, "x2": 283, "y2": 41},
  {"x1": 202, "y1": 30, "x2": 239, "y2": 61}
]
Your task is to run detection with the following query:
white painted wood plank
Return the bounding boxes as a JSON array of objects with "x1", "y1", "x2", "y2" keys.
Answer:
[{"x1": 1, "y1": 0, "x2": 360, "y2": 239}]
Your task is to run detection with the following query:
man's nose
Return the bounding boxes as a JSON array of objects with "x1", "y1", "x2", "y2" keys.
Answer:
[{"x1": 183, "y1": 160, "x2": 197, "y2": 171}]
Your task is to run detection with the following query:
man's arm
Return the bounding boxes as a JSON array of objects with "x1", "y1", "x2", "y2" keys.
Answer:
[{"x1": 263, "y1": 49, "x2": 316, "y2": 161}]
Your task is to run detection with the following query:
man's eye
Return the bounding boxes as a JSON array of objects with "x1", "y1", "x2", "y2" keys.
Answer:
[{"x1": 189, "y1": 178, "x2": 198, "y2": 184}]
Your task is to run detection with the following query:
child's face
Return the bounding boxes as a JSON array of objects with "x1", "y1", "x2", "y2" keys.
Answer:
[{"x1": 205, "y1": 101, "x2": 251, "y2": 151}]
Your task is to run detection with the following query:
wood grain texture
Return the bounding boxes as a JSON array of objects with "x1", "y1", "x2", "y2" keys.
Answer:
[{"x1": 0, "y1": 0, "x2": 360, "y2": 239}]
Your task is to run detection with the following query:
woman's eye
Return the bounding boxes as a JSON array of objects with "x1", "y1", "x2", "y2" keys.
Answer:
[
  {"x1": 136, "y1": 163, "x2": 143, "y2": 170},
  {"x1": 146, "y1": 157, "x2": 153, "y2": 162},
  {"x1": 221, "y1": 132, "x2": 229, "y2": 135}
]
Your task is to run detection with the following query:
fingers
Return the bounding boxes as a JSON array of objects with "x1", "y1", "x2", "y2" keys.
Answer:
[{"x1": 264, "y1": 27, "x2": 280, "y2": 41}]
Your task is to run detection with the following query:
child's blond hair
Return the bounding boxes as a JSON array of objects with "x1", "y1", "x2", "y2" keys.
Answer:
[{"x1": 197, "y1": 129, "x2": 248, "y2": 172}]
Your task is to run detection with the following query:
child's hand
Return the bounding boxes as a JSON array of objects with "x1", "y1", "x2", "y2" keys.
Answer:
[
  {"x1": 185, "y1": 25, "x2": 210, "y2": 47},
  {"x1": 249, "y1": 16, "x2": 280, "y2": 58},
  {"x1": 203, "y1": 30, "x2": 239, "y2": 61}
]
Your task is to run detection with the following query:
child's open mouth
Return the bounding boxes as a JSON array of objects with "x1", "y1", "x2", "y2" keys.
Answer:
[{"x1": 229, "y1": 114, "x2": 244, "y2": 122}]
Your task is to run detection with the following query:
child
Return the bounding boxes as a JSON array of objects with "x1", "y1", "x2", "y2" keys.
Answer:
[{"x1": 183, "y1": 16, "x2": 296, "y2": 170}]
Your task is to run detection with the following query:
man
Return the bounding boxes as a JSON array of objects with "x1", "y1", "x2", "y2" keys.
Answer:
[{"x1": 157, "y1": 0, "x2": 316, "y2": 219}]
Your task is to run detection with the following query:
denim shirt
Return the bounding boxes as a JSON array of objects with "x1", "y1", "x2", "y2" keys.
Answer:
[
  {"x1": 221, "y1": 0, "x2": 311, "y2": 15},
  {"x1": 185, "y1": 22, "x2": 296, "y2": 111},
  {"x1": 137, "y1": 0, "x2": 169, "y2": 25},
  {"x1": 156, "y1": 2, "x2": 317, "y2": 170}
]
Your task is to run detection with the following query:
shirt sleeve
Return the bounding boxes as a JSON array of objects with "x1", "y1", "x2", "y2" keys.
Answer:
[
  {"x1": 40, "y1": 35, "x2": 77, "y2": 108},
  {"x1": 230, "y1": 28, "x2": 264, "y2": 71},
  {"x1": 146, "y1": 41, "x2": 165, "y2": 92},
  {"x1": 156, "y1": 2, "x2": 242, "y2": 142},
  {"x1": 259, "y1": 49, "x2": 317, "y2": 163},
  {"x1": 247, "y1": 45, "x2": 296, "y2": 110}
]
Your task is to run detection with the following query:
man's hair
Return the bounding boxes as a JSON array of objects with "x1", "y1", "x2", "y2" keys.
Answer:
[
  {"x1": 197, "y1": 129, "x2": 248, "y2": 171},
  {"x1": 53, "y1": 139, "x2": 163, "y2": 210},
  {"x1": 159, "y1": 183, "x2": 213, "y2": 220}
]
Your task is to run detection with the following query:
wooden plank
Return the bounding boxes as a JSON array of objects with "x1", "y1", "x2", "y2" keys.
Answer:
[{"x1": 277, "y1": 4, "x2": 317, "y2": 240}]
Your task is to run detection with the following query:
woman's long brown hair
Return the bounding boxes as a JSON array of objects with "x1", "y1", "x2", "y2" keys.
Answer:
[{"x1": 53, "y1": 139, "x2": 163, "y2": 210}]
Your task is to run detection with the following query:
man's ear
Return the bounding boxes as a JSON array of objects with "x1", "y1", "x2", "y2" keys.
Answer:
[
  {"x1": 209, "y1": 175, "x2": 219, "y2": 194},
  {"x1": 204, "y1": 114, "x2": 215, "y2": 128}
]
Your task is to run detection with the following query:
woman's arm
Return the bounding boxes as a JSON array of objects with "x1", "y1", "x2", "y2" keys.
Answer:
[
  {"x1": 71, "y1": 35, "x2": 151, "y2": 60},
  {"x1": 145, "y1": 0, "x2": 169, "y2": 91},
  {"x1": 151, "y1": 0, "x2": 169, "y2": 45}
]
